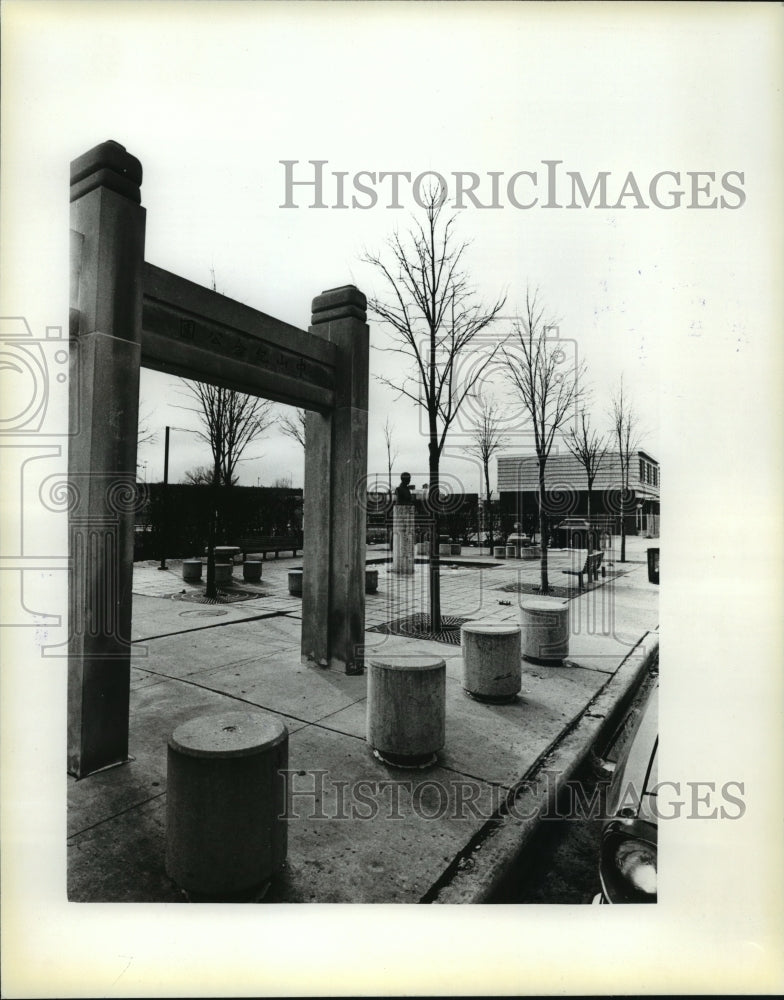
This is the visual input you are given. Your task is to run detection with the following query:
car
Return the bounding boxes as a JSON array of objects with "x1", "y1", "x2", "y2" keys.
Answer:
[{"x1": 593, "y1": 679, "x2": 658, "y2": 904}]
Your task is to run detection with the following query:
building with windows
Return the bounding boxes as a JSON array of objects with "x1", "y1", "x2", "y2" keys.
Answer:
[{"x1": 497, "y1": 449, "x2": 660, "y2": 540}]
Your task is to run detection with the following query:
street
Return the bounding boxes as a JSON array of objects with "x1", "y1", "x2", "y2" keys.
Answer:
[{"x1": 494, "y1": 659, "x2": 658, "y2": 904}]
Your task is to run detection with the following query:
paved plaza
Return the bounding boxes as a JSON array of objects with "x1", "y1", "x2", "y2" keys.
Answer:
[{"x1": 68, "y1": 537, "x2": 659, "y2": 903}]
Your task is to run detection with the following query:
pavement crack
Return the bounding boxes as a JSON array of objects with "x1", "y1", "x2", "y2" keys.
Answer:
[{"x1": 68, "y1": 790, "x2": 167, "y2": 839}]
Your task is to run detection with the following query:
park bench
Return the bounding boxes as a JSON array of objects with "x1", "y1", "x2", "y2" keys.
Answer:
[
  {"x1": 562, "y1": 550, "x2": 604, "y2": 591},
  {"x1": 237, "y1": 535, "x2": 300, "y2": 560}
]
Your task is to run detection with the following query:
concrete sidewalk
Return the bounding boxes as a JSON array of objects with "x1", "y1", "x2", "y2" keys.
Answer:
[{"x1": 67, "y1": 536, "x2": 659, "y2": 903}]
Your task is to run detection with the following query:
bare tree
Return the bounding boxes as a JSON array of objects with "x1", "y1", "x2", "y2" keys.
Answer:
[
  {"x1": 182, "y1": 465, "x2": 215, "y2": 486},
  {"x1": 504, "y1": 288, "x2": 586, "y2": 593},
  {"x1": 465, "y1": 395, "x2": 507, "y2": 550},
  {"x1": 363, "y1": 187, "x2": 506, "y2": 627},
  {"x1": 137, "y1": 407, "x2": 157, "y2": 448},
  {"x1": 178, "y1": 381, "x2": 274, "y2": 487},
  {"x1": 381, "y1": 416, "x2": 399, "y2": 494},
  {"x1": 610, "y1": 377, "x2": 640, "y2": 563},
  {"x1": 279, "y1": 407, "x2": 306, "y2": 448},
  {"x1": 563, "y1": 408, "x2": 609, "y2": 553},
  {"x1": 176, "y1": 381, "x2": 273, "y2": 597}
]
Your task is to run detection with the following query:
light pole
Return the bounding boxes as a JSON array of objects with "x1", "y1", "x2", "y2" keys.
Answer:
[{"x1": 157, "y1": 424, "x2": 200, "y2": 571}]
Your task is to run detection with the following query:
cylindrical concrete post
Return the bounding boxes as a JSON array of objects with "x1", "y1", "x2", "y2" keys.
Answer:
[
  {"x1": 243, "y1": 560, "x2": 262, "y2": 583},
  {"x1": 182, "y1": 559, "x2": 203, "y2": 583},
  {"x1": 165, "y1": 710, "x2": 288, "y2": 898},
  {"x1": 461, "y1": 623, "x2": 522, "y2": 702},
  {"x1": 367, "y1": 655, "x2": 446, "y2": 766},
  {"x1": 214, "y1": 563, "x2": 232, "y2": 586},
  {"x1": 493, "y1": 546, "x2": 506, "y2": 559},
  {"x1": 520, "y1": 598, "x2": 569, "y2": 663},
  {"x1": 365, "y1": 568, "x2": 379, "y2": 593},
  {"x1": 288, "y1": 569, "x2": 303, "y2": 596},
  {"x1": 391, "y1": 505, "x2": 415, "y2": 574}
]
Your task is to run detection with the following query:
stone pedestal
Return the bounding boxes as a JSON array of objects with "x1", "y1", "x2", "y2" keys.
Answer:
[
  {"x1": 461, "y1": 623, "x2": 522, "y2": 702},
  {"x1": 391, "y1": 505, "x2": 415, "y2": 574},
  {"x1": 288, "y1": 570, "x2": 303, "y2": 596},
  {"x1": 214, "y1": 563, "x2": 232, "y2": 585},
  {"x1": 365, "y1": 568, "x2": 379, "y2": 593},
  {"x1": 520, "y1": 598, "x2": 569, "y2": 663},
  {"x1": 165, "y1": 710, "x2": 288, "y2": 898},
  {"x1": 366, "y1": 655, "x2": 446, "y2": 766},
  {"x1": 493, "y1": 546, "x2": 506, "y2": 559},
  {"x1": 182, "y1": 559, "x2": 203, "y2": 583},
  {"x1": 243, "y1": 560, "x2": 262, "y2": 583}
]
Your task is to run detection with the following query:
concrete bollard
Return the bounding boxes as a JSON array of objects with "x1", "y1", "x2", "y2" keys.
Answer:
[
  {"x1": 493, "y1": 546, "x2": 506, "y2": 559},
  {"x1": 461, "y1": 622, "x2": 522, "y2": 702},
  {"x1": 243, "y1": 560, "x2": 262, "y2": 583},
  {"x1": 505, "y1": 544, "x2": 517, "y2": 559},
  {"x1": 165, "y1": 710, "x2": 288, "y2": 899},
  {"x1": 521, "y1": 546, "x2": 541, "y2": 561},
  {"x1": 288, "y1": 569, "x2": 303, "y2": 596},
  {"x1": 182, "y1": 559, "x2": 203, "y2": 583},
  {"x1": 365, "y1": 568, "x2": 379, "y2": 593},
  {"x1": 367, "y1": 655, "x2": 446, "y2": 766},
  {"x1": 520, "y1": 598, "x2": 569, "y2": 663},
  {"x1": 438, "y1": 543, "x2": 452, "y2": 556},
  {"x1": 214, "y1": 563, "x2": 233, "y2": 585},
  {"x1": 450, "y1": 544, "x2": 462, "y2": 556}
]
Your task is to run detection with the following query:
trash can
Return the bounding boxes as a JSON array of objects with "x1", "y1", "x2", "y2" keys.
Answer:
[{"x1": 647, "y1": 547, "x2": 659, "y2": 585}]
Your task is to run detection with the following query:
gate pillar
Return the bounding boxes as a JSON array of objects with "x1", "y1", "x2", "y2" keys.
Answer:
[
  {"x1": 68, "y1": 141, "x2": 146, "y2": 777},
  {"x1": 301, "y1": 287, "x2": 369, "y2": 674}
]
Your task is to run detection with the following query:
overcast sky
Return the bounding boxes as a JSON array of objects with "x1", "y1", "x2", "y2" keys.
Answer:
[{"x1": 2, "y1": 2, "x2": 783, "y2": 993}]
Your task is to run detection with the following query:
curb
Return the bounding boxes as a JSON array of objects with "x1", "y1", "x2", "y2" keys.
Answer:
[{"x1": 428, "y1": 629, "x2": 659, "y2": 904}]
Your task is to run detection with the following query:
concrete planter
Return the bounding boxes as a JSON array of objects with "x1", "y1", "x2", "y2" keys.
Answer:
[
  {"x1": 288, "y1": 570, "x2": 303, "y2": 597},
  {"x1": 520, "y1": 598, "x2": 569, "y2": 663},
  {"x1": 493, "y1": 546, "x2": 506, "y2": 559},
  {"x1": 461, "y1": 623, "x2": 522, "y2": 702},
  {"x1": 165, "y1": 711, "x2": 288, "y2": 898},
  {"x1": 365, "y1": 568, "x2": 379, "y2": 594},
  {"x1": 182, "y1": 559, "x2": 203, "y2": 583},
  {"x1": 505, "y1": 544, "x2": 518, "y2": 559},
  {"x1": 450, "y1": 544, "x2": 462, "y2": 556},
  {"x1": 366, "y1": 655, "x2": 446, "y2": 766},
  {"x1": 243, "y1": 560, "x2": 262, "y2": 583},
  {"x1": 521, "y1": 546, "x2": 541, "y2": 561},
  {"x1": 438, "y1": 543, "x2": 452, "y2": 556}
]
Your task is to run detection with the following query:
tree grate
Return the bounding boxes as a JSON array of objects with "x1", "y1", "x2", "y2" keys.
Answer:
[
  {"x1": 167, "y1": 589, "x2": 262, "y2": 605},
  {"x1": 367, "y1": 613, "x2": 470, "y2": 645}
]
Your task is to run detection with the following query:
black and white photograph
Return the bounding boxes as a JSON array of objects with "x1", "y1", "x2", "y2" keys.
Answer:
[{"x1": 1, "y1": 1, "x2": 782, "y2": 996}]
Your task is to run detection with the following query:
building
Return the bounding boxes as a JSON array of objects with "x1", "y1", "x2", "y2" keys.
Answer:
[{"x1": 497, "y1": 449, "x2": 660, "y2": 540}]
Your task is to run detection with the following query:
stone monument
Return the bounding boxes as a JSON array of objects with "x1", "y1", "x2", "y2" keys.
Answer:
[{"x1": 391, "y1": 472, "x2": 415, "y2": 574}]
